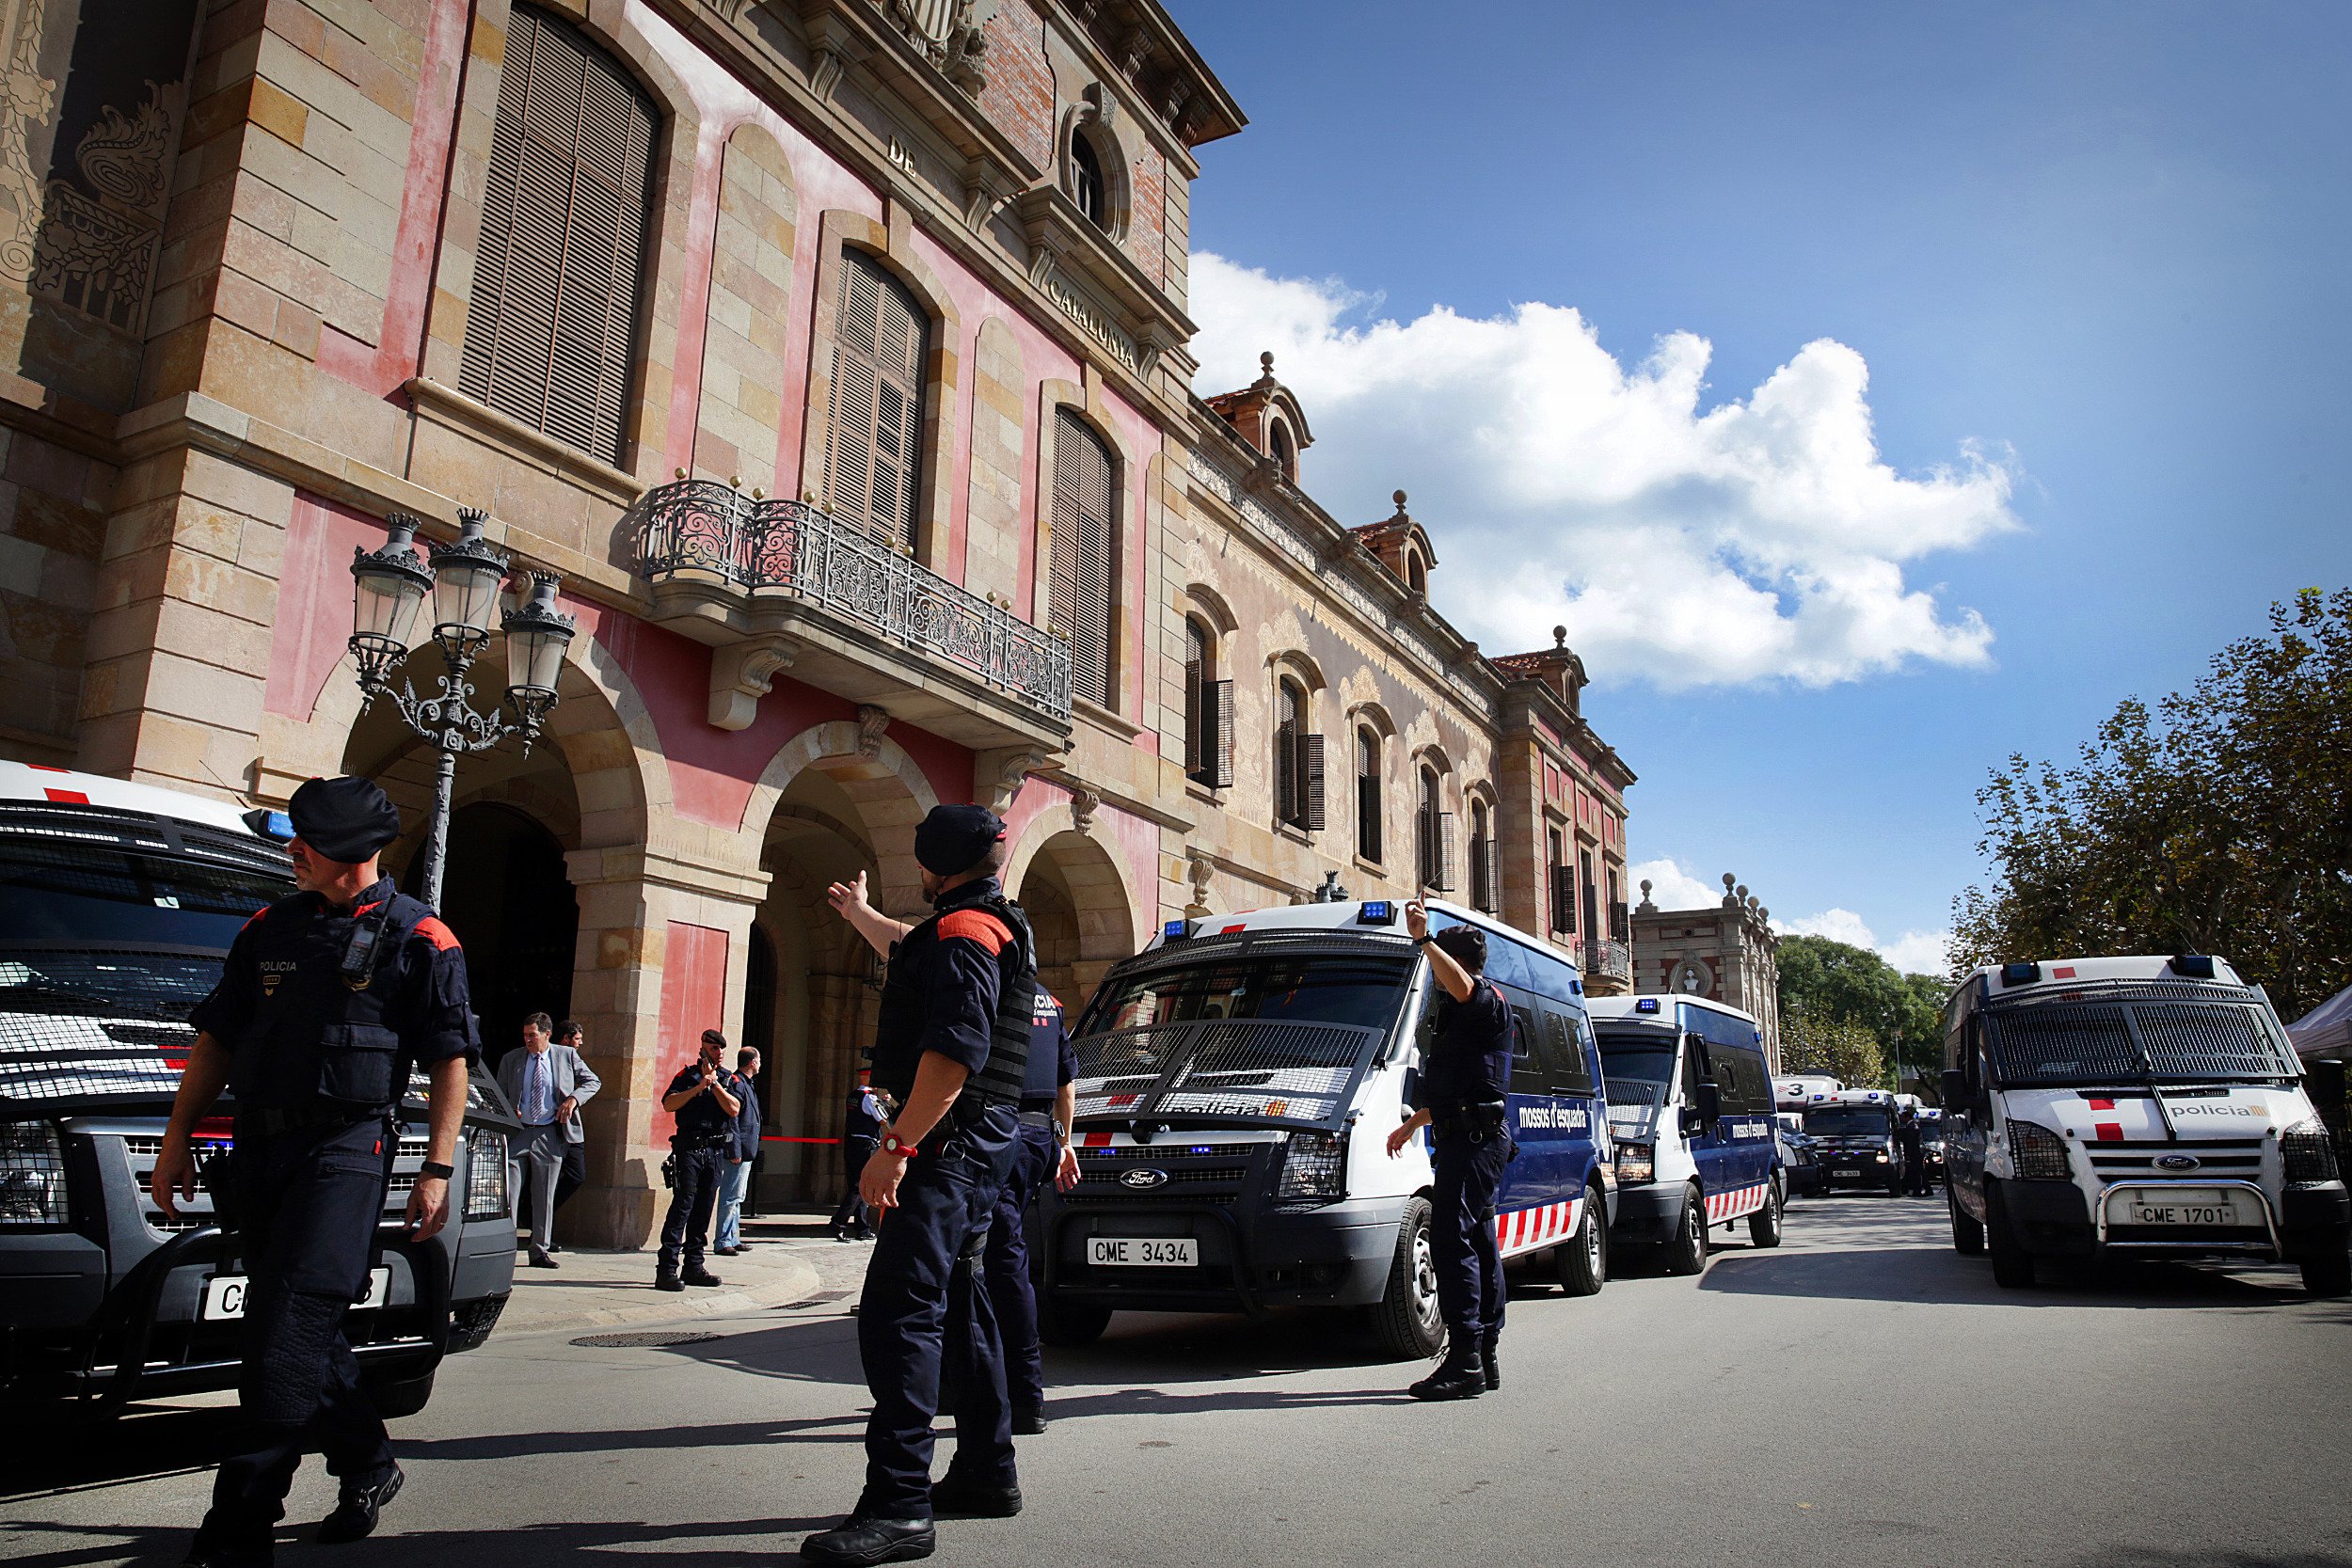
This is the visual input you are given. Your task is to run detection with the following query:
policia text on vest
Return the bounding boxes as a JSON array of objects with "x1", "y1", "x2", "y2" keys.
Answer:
[
  {"x1": 803, "y1": 805, "x2": 1039, "y2": 1566},
  {"x1": 149, "y1": 776, "x2": 476, "y2": 1568}
]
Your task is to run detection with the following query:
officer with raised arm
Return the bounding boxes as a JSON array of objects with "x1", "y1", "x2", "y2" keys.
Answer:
[
  {"x1": 805, "y1": 805, "x2": 1036, "y2": 1566},
  {"x1": 151, "y1": 777, "x2": 475, "y2": 1566},
  {"x1": 1386, "y1": 896, "x2": 1513, "y2": 1401}
]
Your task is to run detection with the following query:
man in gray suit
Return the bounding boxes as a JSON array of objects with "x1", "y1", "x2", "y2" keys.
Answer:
[{"x1": 495, "y1": 1012, "x2": 601, "y2": 1268}]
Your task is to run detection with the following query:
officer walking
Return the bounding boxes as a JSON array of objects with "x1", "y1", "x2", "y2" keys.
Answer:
[
  {"x1": 806, "y1": 805, "x2": 1035, "y2": 1566},
  {"x1": 655, "y1": 1028, "x2": 743, "y2": 1291},
  {"x1": 151, "y1": 776, "x2": 476, "y2": 1567},
  {"x1": 991, "y1": 986, "x2": 1080, "y2": 1434},
  {"x1": 1385, "y1": 897, "x2": 1513, "y2": 1402}
]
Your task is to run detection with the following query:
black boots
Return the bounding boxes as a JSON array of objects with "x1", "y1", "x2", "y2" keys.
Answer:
[
  {"x1": 930, "y1": 1472, "x2": 1024, "y2": 1517},
  {"x1": 1482, "y1": 1333, "x2": 1502, "y2": 1392},
  {"x1": 317, "y1": 1464, "x2": 404, "y2": 1544},
  {"x1": 801, "y1": 1515, "x2": 937, "y2": 1565},
  {"x1": 1407, "y1": 1342, "x2": 1486, "y2": 1402}
]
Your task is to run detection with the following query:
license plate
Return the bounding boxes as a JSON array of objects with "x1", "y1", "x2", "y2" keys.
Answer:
[
  {"x1": 201, "y1": 1267, "x2": 391, "y2": 1321},
  {"x1": 2107, "y1": 1188, "x2": 2258, "y2": 1228},
  {"x1": 1089, "y1": 1236, "x2": 1197, "y2": 1268}
]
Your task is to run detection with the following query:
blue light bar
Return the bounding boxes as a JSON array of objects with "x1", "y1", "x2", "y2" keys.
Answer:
[
  {"x1": 2169, "y1": 954, "x2": 2216, "y2": 979},
  {"x1": 2000, "y1": 961, "x2": 2041, "y2": 987},
  {"x1": 1358, "y1": 900, "x2": 1395, "y2": 925},
  {"x1": 1162, "y1": 918, "x2": 1191, "y2": 941},
  {"x1": 242, "y1": 807, "x2": 295, "y2": 843},
  {"x1": 1634, "y1": 998, "x2": 1661, "y2": 1013}
]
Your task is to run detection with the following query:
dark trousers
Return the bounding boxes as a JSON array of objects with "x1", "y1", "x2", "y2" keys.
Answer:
[
  {"x1": 830, "y1": 1133, "x2": 879, "y2": 1232},
  {"x1": 1431, "y1": 1128, "x2": 1509, "y2": 1348},
  {"x1": 202, "y1": 1117, "x2": 397, "y2": 1547},
  {"x1": 658, "y1": 1141, "x2": 727, "y2": 1272},
  {"x1": 985, "y1": 1121, "x2": 1057, "y2": 1412},
  {"x1": 553, "y1": 1138, "x2": 586, "y2": 1212},
  {"x1": 855, "y1": 1104, "x2": 1019, "y2": 1519}
]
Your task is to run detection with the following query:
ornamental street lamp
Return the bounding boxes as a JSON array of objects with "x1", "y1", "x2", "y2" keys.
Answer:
[{"x1": 348, "y1": 508, "x2": 576, "y2": 911}]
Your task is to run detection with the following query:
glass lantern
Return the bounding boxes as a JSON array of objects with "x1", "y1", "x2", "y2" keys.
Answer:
[
  {"x1": 348, "y1": 515, "x2": 434, "y2": 695},
  {"x1": 501, "y1": 574, "x2": 576, "y2": 743},
  {"x1": 429, "y1": 507, "x2": 511, "y2": 657}
]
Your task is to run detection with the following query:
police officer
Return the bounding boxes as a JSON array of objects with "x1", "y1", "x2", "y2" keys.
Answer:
[
  {"x1": 989, "y1": 985, "x2": 1080, "y2": 1435},
  {"x1": 1896, "y1": 1103, "x2": 1926, "y2": 1196},
  {"x1": 151, "y1": 777, "x2": 476, "y2": 1567},
  {"x1": 655, "y1": 1028, "x2": 743, "y2": 1291},
  {"x1": 1385, "y1": 897, "x2": 1512, "y2": 1402},
  {"x1": 806, "y1": 805, "x2": 1035, "y2": 1566}
]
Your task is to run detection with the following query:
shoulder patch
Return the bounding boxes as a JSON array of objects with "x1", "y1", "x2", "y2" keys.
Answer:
[
  {"x1": 413, "y1": 916, "x2": 462, "y2": 952},
  {"x1": 936, "y1": 909, "x2": 1010, "y2": 954}
]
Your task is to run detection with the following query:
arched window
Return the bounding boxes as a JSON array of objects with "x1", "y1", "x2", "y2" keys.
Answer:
[
  {"x1": 1469, "y1": 799, "x2": 1495, "y2": 912},
  {"x1": 1406, "y1": 550, "x2": 1426, "y2": 596},
  {"x1": 459, "y1": 4, "x2": 657, "y2": 466},
  {"x1": 1274, "y1": 678, "x2": 1321, "y2": 832},
  {"x1": 1050, "y1": 410, "x2": 1115, "y2": 707},
  {"x1": 1355, "y1": 726, "x2": 1381, "y2": 863},
  {"x1": 1071, "y1": 130, "x2": 1107, "y2": 230},
  {"x1": 823, "y1": 249, "x2": 928, "y2": 547},
  {"x1": 1416, "y1": 766, "x2": 1453, "y2": 891},
  {"x1": 1269, "y1": 420, "x2": 1296, "y2": 481},
  {"x1": 1184, "y1": 616, "x2": 1231, "y2": 787}
]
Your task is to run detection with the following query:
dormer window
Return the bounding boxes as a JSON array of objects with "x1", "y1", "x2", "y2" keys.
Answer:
[
  {"x1": 1269, "y1": 419, "x2": 1297, "y2": 482},
  {"x1": 1406, "y1": 550, "x2": 1426, "y2": 596},
  {"x1": 1072, "y1": 131, "x2": 1107, "y2": 230}
]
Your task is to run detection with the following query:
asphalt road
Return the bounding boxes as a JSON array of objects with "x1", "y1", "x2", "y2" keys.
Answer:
[{"x1": 6, "y1": 1194, "x2": 2351, "y2": 1568}]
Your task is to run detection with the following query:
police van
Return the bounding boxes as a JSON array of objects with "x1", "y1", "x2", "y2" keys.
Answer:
[
  {"x1": 1802, "y1": 1088, "x2": 1909, "y2": 1196},
  {"x1": 1035, "y1": 897, "x2": 1613, "y2": 1358},
  {"x1": 1589, "y1": 995, "x2": 1783, "y2": 1273},
  {"x1": 1940, "y1": 954, "x2": 2349, "y2": 1294},
  {"x1": 0, "y1": 763, "x2": 518, "y2": 1418}
]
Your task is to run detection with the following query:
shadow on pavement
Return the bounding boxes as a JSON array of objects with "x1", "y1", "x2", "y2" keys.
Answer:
[
  {"x1": 0, "y1": 1403, "x2": 242, "y2": 1504},
  {"x1": 0, "y1": 1513, "x2": 849, "y2": 1568},
  {"x1": 2068, "y1": 1537, "x2": 2352, "y2": 1568}
]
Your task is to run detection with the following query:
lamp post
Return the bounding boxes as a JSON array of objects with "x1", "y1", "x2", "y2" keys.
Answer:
[{"x1": 347, "y1": 508, "x2": 576, "y2": 911}]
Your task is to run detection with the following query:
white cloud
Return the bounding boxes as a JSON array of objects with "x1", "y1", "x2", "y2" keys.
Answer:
[
  {"x1": 1629, "y1": 857, "x2": 1724, "y2": 912},
  {"x1": 1777, "y1": 907, "x2": 1953, "y2": 977},
  {"x1": 1189, "y1": 253, "x2": 2019, "y2": 689}
]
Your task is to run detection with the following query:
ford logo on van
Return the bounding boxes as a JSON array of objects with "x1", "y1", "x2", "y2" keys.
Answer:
[
  {"x1": 2153, "y1": 1153, "x2": 2201, "y2": 1172},
  {"x1": 1120, "y1": 1168, "x2": 1168, "y2": 1190}
]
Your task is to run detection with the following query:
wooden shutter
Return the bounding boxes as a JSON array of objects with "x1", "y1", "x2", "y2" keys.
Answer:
[
  {"x1": 1183, "y1": 645, "x2": 1202, "y2": 776},
  {"x1": 1551, "y1": 863, "x2": 1574, "y2": 932},
  {"x1": 1301, "y1": 732, "x2": 1326, "y2": 832},
  {"x1": 1050, "y1": 411, "x2": 1114, "y2": 707},
  {"x1": 825, "y1": 251, "x2": 927, "y2": 546},
  {"x1": 1274, "y1": 719, "x2": 1295, "y2": 826},
  {"x1": 1436, "y1": 810, "x2": 1456, "y2": 892},
  {"x1": 459, "y1": 6, "x2": 654, "y2": 466},
  {"x1": 1211, "y1": 679, "x2": 1234, "y2": 789},
  {"x1": 1480, "y1": 837, "x2": 1500, "y2": 913},
  {"x1": 1358, "y1": 771, "x2": 1380, "y2": 863}
]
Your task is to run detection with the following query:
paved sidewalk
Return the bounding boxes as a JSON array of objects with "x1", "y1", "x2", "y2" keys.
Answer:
[{"x1": 496, "y1": 1213, "x2": 846, "y2": 1335}]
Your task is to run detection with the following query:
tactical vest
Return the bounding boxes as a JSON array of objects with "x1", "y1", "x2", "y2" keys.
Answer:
[
  {"x1": 1020, "y1": 990, "x2": 1065, "y2": 1108},
  {"x1": 229, "y1": 884, "x2": 437, "y2": 1115},
  {"x1": 871, "y1": 892, "x2": 1036, "y2": 1110}
]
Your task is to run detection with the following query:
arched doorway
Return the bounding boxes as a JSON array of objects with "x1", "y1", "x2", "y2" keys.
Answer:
[
  {"x1": 1013, "y1": 828, "x2": 1137, "y2": 1018},
  {"x1": 423, "y1": 802, "x2": 580, "y2": 1067}
]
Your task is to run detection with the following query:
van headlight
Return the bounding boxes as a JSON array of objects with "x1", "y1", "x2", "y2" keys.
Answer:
[
  {"x1": 0, "y1": 1119, "x2": 67, "y2": 1226},
  {"x1": 2282, "y1": 1118, "x2": 2341, "y2": 1185},
  {"x1": 2007, "y1": 1119, "x2": 2072, "y2": 1180},
  {"x1": 1276, "y1": 1131, "x2": 1347, "y2": 1202},
  {"x1": 1615, "y1": 1141, "x2": 1654, "y2": 1185},
  {"x1": 464, "y1": 1126, "x2": 509, "y2": 1220}
]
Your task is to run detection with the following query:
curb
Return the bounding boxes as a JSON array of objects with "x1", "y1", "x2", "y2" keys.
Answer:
[{"x1": 491, "y1": 1252, "x2": 827, "y2": 1338}]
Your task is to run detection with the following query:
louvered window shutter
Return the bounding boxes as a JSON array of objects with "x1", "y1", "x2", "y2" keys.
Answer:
[
  {"x1": 1211, "y1": 679, "x2": 1234, "y2": 789},
  {"x1": 1359, "y1": 772, "x2": 1380, "y2": 863},
  {"x1": 823, "y1": 252, "x2": 927, "y2": 546},
  {"x1": 1437, "y1": 811, "x2": 1456, "y2": 892},
  {"x1": 1481, "y1": 838, "x2": 1500, "y2": 913},
  {"x1": 1416, "y1": 804, "x2": 1433, "y2": 886},
  {"x1": 1050, "y1": 412, "x2": 1114, "y2": 708},
  {"x1": 1184, "y1": 648, "x2": 1203, "y2": 775},
  {"x1": 459, "y1": 5, "x2": 654, "y2": 467},
  {"x1": 1274, "y1": 720, "x2": 1296, "y2": 827},
  {"x1": 1302, "y1": 733, "x2": 1326, "y2": 832}
]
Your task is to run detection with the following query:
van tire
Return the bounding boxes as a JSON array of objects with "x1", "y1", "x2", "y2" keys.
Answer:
[
  {"x1": 1748, "y1": 1180, "x2": 1784, "y2": 1248},
  {"x1": 1949, "y1": 1184, "x2": 1986, "y2": 1255},
  {"x1": 1372, "y1": 1196, "x2": 1446, "y2": 1359},
  {"x1": 1555, "y1": 1184, "x2": 1607, "y2": 1296},
  {"x1": 363, "y1": 1367, "x2": 436, "y2": 1419},
  {"x1": 1661, "y1": 1185, "x2": 1708, "y2": 1276},
  {"x1": 1039, "y1": 1299, "x2": 1112, "y2": 1347},
  {"x1": 1986, "y1": 1183, "x2": 2036, "y2": 1289},
  {"x1": 2302, "y1": 1250, "x2": 2351, "y2": 1298}
]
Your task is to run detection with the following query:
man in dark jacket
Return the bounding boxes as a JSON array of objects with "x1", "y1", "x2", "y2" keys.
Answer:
[
  {"x1": 831, "y1": 1074, "x2": 885, "y2": 1242},
  {"x1": 715, "y1": 1046, "x2": 763, "y2": 1255}
]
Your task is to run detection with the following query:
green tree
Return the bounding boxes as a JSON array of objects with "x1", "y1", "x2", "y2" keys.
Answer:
[
  {"x1": 1780, "y1": 1005, "x2": 1885, "y2": 1087},
  {"x1": 1953, "y1": 588, "x2": 2352, "y2": 1020}
]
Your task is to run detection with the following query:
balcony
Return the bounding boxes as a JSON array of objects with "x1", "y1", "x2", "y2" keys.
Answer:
[
  {"x1": 1589, "y1": 939, "x2": 1633, "y2": 989},
  {"x1": 633, "y1": 480, "x2": 1073, "y2": 750}
]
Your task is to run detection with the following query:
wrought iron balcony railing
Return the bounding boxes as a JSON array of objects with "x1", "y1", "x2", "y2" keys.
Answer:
[
  {"x1": 636, "y1": 480, "x2": 1073, "y2": 722},
  {"x1": 1591, "y1": 939, "x2": 1633, "y2": 984}
]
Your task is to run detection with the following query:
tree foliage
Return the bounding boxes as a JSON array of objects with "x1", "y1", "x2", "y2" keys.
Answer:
[
  {"x1": 1776, "y1": 934, "x2": 1946, "y2": 1083},
  {"x1": 1952, "y1": 588, "x2": 2352, "y2": 1021},
  {"x1": 1779, "y1": 1005, "x2": 1885, "y2": 1087}
]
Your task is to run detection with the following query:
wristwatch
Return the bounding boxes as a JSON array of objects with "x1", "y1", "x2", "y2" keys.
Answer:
[
  {"x1": 882, "y1": 1132, "x2": 918, "y2": 1158},
  {"x1": 1051, "y1": 1117, "x2": 1070, "y2": 1147},
  {"x1": 1411, "y1": 934, "x2": 1433, "y2": 946},
  {"x1": 418, "y1": 1160, "x2": 455, "y2": 1180}
]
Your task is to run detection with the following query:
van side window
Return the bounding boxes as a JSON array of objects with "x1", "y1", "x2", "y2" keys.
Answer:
[
  {"x1": 1541, "y1": 1008, "x2": 1595, "y2": 1096},
  {"x1": 1681, "y1": 1037, "x2": 1709, "y2": 1104},
  {"x1": 1509, "y1": 1003, "x2": 1539, "y2": 1062}
]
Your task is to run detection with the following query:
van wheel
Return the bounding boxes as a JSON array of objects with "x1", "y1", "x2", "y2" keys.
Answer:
[
  {"x1": 1371, "y1": 1196, "x2": 1446, "y2": 1359},
  {"x1": 1555, "y1": 1184, "x2": 1607, "y2": 1296},
  {"x1": 363, "y1": 1367, "x2": 436, "y2": 1419},
  {"x1": 1949, "y1": 1184, "x2": 1985, "y2": 1255},
  {"x1": 1661, "y1": 1185, "x2": 1708, "y2": 1276},
  {"x1": 1986, "y1": 1184, "x2": 2036, "y2": 1289},
  {"x1": 2302, "y1": 1249, "x2": 2351, "y2": 1298},
  {"x1": 1039, "y1": 1299, "x2": 1112, "y2": 1347},
  {"x1": 1748, "y1": 1181, "x2": 1784, "y2": 1249}
]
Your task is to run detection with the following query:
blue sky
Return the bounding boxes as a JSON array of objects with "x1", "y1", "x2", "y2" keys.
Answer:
[{"x1": 1175, "y1": 0, "x2": 2352, "y2": 973}]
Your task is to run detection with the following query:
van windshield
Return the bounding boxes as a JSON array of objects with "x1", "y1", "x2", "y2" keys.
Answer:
[
  {"x1": 1073, "y1": 956, "x2": 1410, "y2": 1128},
  {"x1": 1804, "y1": 1106, "x2": 1894, "y2": 1138},
  {"x1": 1597, "y1": 1029, "x2": 1677, "y2": 1109},
  {"x1": 1983, "y1": 988, "x2": 2299, "y2": 1086}
]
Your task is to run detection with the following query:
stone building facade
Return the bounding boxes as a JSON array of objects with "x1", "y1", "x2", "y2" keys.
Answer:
[
  {"x1": 1629, "y1": 873, "x2": 1782, "y2": 1069},
  {"x1": 0, "y1": 0, "x2": 1636, "y2": 1243}
]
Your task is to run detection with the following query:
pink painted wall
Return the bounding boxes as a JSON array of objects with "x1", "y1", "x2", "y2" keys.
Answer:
[{"x1": 651, "y1": 921, "x2": 729, "y2": 1144}]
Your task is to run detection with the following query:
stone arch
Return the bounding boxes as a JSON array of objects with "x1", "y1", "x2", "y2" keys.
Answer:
[
  {"x1": 739, "y1": 717, "x2": 941, "y2": 917},
  {"x1": 1006, "y1": 802, "x2": 1141, "y2": 1005},
  {"x1": 1347, "y1": 699, "x2": 1397, "y2": 740},
  {"x1": 1180, "y1": 580, "x2": 1239, "y2": 639}
]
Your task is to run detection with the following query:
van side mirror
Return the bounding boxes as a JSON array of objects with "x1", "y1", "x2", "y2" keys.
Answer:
[{"x1": 1681, "y1": 1082, "x2": 1721, "y2": 1135}]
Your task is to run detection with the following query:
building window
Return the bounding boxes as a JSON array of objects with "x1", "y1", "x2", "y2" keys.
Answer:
[
  {"x1": 1608, "y1": 868, "x2": 1626, "y2": 941},
  {"x1": 458, "y1": 4, "x2": 657, "y2": 466},
  {"x1": 1270, "y1": 420, "x2": 1297, "y2": 482},
  {"x1": 1406, "y1": 550, "x2": 1426, "y2": 596},
  {"x1": 1415, "y1": 766, "x2": 1453, "y2": 891},
  {"x1": 1184, "y1": 616, "x2": 1231, "y2": 787},
  {"x1": 1050, "y1": 410, "x2": 1115, "y2": 708},
  {"x1": 1469, "y1": 800, "x2": 1495, "y2": 912},
  {"x1": 1355, "y1": 727, "x2": 1381, "y2": 863},
  {"x1": 823, "y1": 248, "x2": 928, "y2": 547},
  {"x1": 1274, "y1": 678, "x2": 1323, "y2": 832},
  {"x1": 1071, "y1": 129, "x2": 1107, "y2": 230},
  {"x1": 1549, "y1": 826, "x2": 1572, "y2": 933},
  {"x1": 1581, "y1": 848, "x2": 1599, "y2": 943}
]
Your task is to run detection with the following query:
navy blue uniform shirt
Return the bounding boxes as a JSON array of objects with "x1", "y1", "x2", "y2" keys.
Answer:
[
  {"x1": 900, "y1": 877, "x2": 1012, "y2": 1077},
  {"x1": 1418, "y1": 977, "x2": 1514, "y2": 1105},
  {"x1": 668, "y1": 1063, "x2": 746, "y2": 1138},
  {"x1": 1019, "y1": 990, "x2": 1077, "y2": 1110}
]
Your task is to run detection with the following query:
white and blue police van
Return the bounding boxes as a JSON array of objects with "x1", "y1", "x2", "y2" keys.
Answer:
[
  {"x1": 1034, "y1": 896, "x2": 1614, "y2": 1359},
  {"x1": 1801, "y1": 1087, "x2": 1909, "y2": 1195},
  {"x1": 1940, "y1": 954, "x2": 2349, "y2": 1294},
  {"x1": 1590, "y1": 994, "x2": 1783, "y2": 1273}
]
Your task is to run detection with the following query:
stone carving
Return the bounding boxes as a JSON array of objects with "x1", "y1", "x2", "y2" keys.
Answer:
[
  {"x1": 707, "y1": 634, "x2": 799, "y2": 731},
  {"x1": 31, "y1": 78, "x2": 182, "y2": 335},
  {"x1": 0, "y1": 0, "x2": 57, "y2": 280},
  {"x1": 878, "y1": 0, "x2": 997, "y2": 95},
  {"x1": 73, "y1": 89, "x2": 168, "y2": 206},
  {"x1": 1069, "y1": 786, "x2": 1100, "y2": 835},
  {"x1": 975, "y1": 745, "x2": 1047, "y2": 814},
  {"x1": 855, "y1": 703, "x2": 892, "y2": 758}
]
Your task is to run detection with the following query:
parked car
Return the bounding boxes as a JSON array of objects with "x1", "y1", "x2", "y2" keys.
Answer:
[{"x1": 1776, "y1": 1112, "x2": 1827, "y2": 1197}]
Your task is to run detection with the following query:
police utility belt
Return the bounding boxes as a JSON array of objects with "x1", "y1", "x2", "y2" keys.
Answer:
[
  {"x1": 1428, "y1": 1101, "x2": 1509, "y2": 1140},
  {"x1": 671, "y1": 1131, "x2": 734, "y2": 1148},
  {"x1": 237, "y1": 1101, "x2": 387, "y2": 1138}
]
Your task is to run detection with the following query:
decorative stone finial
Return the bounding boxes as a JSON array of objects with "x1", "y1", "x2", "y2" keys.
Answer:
[
  {"x1": 1636, "y1": 878, "x2": 1657, "y2": 915},
  {"x1": 1736, "y1": 883, "x2": 1750, "y2": 903},
  {"x1": 1261, "y1": 350, "x2": 1275, "y2": 374},
  {"x1": 1723, "y1": 872, "x2": 1737, "y2": 891},
  {"x1": 1392, "y1": 489, "x2": 1408, "y2": 515},
  {"x1": 1552, "y1": 625, "x2": 1567, "y2": 650}
]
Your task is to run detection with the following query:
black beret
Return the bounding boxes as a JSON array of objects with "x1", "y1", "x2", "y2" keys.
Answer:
[
  {"x1": 914, "y1": 803, "x2": 1007, "y2": 876},
  {"x1": 287, "y1": 776, "x2": 403, "y2": 863}
]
